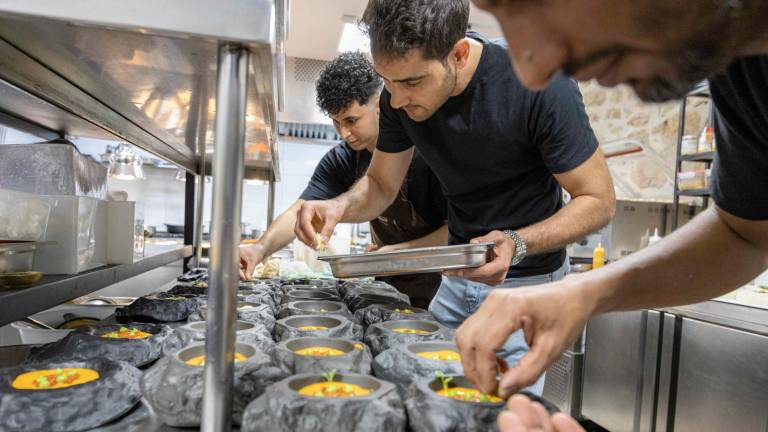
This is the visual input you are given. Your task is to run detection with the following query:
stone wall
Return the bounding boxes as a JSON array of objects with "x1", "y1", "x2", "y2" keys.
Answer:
[{"x1": 579, "y1": 81, "x2": 711, "y2": 201}]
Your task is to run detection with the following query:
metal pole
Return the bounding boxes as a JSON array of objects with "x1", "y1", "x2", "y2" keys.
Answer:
[
  {"x1": 201, "y1": 43, "x2": 249, "y2": 432},
  {"x1": 194, "y1": 82, "x2": 209, "y2": 268},
  {"x1": 267, "y1": 178, "x2": 276, "y2": 226}
]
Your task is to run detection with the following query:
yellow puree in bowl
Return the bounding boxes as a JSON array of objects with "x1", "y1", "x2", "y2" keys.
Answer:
[
  {"x1": 294, "y1": 346, "x2": 345, "y2": 357},
  {"x1": 186, "y1": 353, "x2": 247, "y2": 366},
  {"x1": 417, "y1": 350, "x2": 461, "y2": 361},
  {"x1": 299, "y1": 381, "x2": 372, "y2": 398},
  {"x1": 392, "y1": 328, "x2": 429, "y2": 334},
  {"x1": 12, "y1": 368, "x2": 99, "y2": 390},
  {"x1": 298, "y1": 325, "x2": 328, "y2": 331},
  {"x1": 437, "y1": 387, "x2": 503, "y2": 403}
]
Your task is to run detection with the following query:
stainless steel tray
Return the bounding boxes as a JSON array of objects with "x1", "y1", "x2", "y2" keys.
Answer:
[{"x1": 318, "y1": 242, "x2": 494, "y2": 278}]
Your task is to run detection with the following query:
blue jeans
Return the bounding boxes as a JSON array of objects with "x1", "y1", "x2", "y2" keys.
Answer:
[{"x1": 429, "y1": 260, "x2": 570, "y2": 396}]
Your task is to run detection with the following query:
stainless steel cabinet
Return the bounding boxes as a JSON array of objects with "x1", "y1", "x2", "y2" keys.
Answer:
[
  {"x1": 673, "y1": 318, "x2": 768, "y2": 432},
  {"x1": 581, "y1": 310, "x2": 663, "y2": 432}
]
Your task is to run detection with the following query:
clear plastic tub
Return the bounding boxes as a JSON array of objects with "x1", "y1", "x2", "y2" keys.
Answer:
[
  {"x1": 678, "y1": 170, "x2": 707, "y2": 191},
  {"x1": 0, "y1": 189, "x2": 53, "y2": 241}
]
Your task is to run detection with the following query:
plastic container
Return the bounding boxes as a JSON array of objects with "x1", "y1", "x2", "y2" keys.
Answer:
[
  {"x1": 681, "y1": 135, "x2": 699, "y2": 155},
  {"x1": 697, "y1": 127, "x2": 715, "y2": 153},
  {"x1": 677, "y1": 170, "x2": 707, "y2": 191},
  {"x1": 0, "y1": 189, "x2": 53, "y2": 241}
]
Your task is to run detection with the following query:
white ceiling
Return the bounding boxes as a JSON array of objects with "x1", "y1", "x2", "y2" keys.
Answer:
[{"x1": 285, "y1": 0, "x2": 503, "y2": 61}]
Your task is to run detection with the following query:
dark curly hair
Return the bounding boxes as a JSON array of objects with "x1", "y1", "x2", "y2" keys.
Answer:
[
  {"x1": 361, "y1": 0, "x2": 469, "y2": 61},
  {"x1": 315, "y1": 52, "x2": 383, "y2": 115}
]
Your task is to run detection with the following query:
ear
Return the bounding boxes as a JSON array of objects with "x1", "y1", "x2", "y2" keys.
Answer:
[
  {"x1": 374, "y1": 94, "x2": 381, "y2": 116},
  {"x1": 452, "y1": 38, "x2": 471, "y2": 69}
]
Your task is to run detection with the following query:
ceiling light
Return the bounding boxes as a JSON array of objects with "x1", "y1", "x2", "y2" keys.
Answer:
[
  {"x1": 337, "y1": 16, "x2": 369, "y2": 53},
  {"x1": 108, "y1": 143, "x2": 145, "y2": 181}
]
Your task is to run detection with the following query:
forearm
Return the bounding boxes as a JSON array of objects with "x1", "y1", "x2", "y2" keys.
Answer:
[
  {"x1": 334, "y1": 175, "x2": 399, "y2": 223},
  {"x1": 582, "y1": 207, "x2": 768, "y2": 314},
  {"x1": 384, "y1": 224, "x2": 449, "y2": 250},
  {"x1": 519, "y1": 194, "x2": 614, "y2": 256},
  {"x1": 258, "y1": 200, "x2": 303, "y2": 256}
]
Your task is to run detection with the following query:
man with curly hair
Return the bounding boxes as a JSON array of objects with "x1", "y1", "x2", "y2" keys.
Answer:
[
  {"x1": 294, "y1": 0, "x2": 615, "y2": 395},
  {"x1": 240, "y1": 52, "x2": 448, "y2": 308}
]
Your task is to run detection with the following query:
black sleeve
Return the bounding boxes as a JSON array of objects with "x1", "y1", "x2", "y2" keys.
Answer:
[
  {"x1": 710, "y1": 56, "x2": 768, "y2": 220},
  {"x1": 376, "y1": 89, "x2": 415, "y2": 153},
  {"x1": 299, "y1": 145, "x2": 358, "y2": 201},
  {"x1": 528, "y1": 74, "x2": 599, "y2": 174}
]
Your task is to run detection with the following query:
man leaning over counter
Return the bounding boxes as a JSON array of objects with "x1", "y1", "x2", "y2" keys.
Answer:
[
  {"x1": 457, "y1": 0, "x2": 768, "y2": 430},
  {"x1": 239, "y1": 52, "x2": 448, "y2": 309},
  {"x1": 294, "y1": 0, "x2": 615, "y2": 395}
]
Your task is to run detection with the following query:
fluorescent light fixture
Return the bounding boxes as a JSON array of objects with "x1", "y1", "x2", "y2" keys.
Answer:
[{"x1": 337, "y1": 16, "x2": 369, "y2": 53}]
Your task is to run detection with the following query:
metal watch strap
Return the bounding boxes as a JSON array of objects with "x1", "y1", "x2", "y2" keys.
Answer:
[{"x1": 503, "y1": 230, "x2": 527, "y2": 266}]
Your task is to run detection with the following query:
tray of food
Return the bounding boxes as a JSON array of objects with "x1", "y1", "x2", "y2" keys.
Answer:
[{"x1": 318, "y1": 242, "x2": 494, "y2": 278}]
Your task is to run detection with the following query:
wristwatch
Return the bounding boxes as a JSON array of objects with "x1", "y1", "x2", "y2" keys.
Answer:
[{"x1": 503, "y1": 230, "x2": 527, "y2": 266}]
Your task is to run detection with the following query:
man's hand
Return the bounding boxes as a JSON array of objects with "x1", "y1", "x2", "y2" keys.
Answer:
[
  {"x1": 239, "y1": 244, "x2": 266, "y2": 280},
  {"x1": 444, "y1": 231, "x2": 515, "y2": 286},
  {"x1": 455, "y1": 276, "x2": 593, "y2": 398},
  {"x1": 295, "y1": 200, "x2": 345, "y2": 249},
  {"x1": 498, "y1": 395, "x2": 585, "y2": 432}
]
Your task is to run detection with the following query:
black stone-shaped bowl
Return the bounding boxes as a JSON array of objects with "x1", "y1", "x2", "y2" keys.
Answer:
[
  {"x1": 188, "y1": 302, "x2": 275, "y2": 332},
  {"x1": 281, "y1": 289, "x2": 340, "y2": 304},
  {"x1": 274, "y1": 315, "x2": 362, "y2": 342},
  {"x1": 273, "y1": 337, "x2": 372, "y2": 375},
  {"x1": 238, "y1": 289, "x2": 280, "y2": 315},
  {"x1": 162, "y1": 320, "x2": 275, "y2": 355},
  {"x1": 372, "y1": 341, "x2": 463, "y2": 398},
  {"x1": 115, "y1": 294, "x2": 199, "y2": 322},
  {"x1": 364, "y1": 320, "x2": 452, "y2": 356},
  {"x1": 405, "y1": 375, "x2": 559, "y2": 432},
  {"x1": 338, "y1": 280, "x2": 394, "y2": 300},
  {"x1": 278, "y1": 300, "x2": 353, "y2": 320},
  {"x1": 285, "y1": 283, "x2": 339, "y2": 297},
  {"x1": 166, "y1": 283, "x2": 208, "y2": 297},
  {"x1": 346, "y1": 292, "x2": 411, "y2": 313},
  {"x1": 142, "y1": 342, "x2": 286, "y2": 427},
  {"x1": 354, "y1": 303, "x2": 433, "y2": 329},
  {"x1": 25, "y1": 323, "x2": 172, "y2": 367},
  {"x1": 239, "y1": 281, "x2": 284, "y2": 304},
  {"x1": 0, "y1": 358, "x2": 142, "y2": 432},
  {"x1": 241, "y1": 372, "x2": 406, "y2": 432}
]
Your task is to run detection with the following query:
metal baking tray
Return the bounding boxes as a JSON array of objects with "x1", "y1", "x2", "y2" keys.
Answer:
[{"x1": 318, "y1": 242, "x2": 495, "y2": 278}]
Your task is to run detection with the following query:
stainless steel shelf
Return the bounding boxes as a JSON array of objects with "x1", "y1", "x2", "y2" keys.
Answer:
[
  {"x1": 678, "y1": 188, "x2": 711, "y2": 197},
  {"x1": 0, "y1": 244, "x2": 192, "y2": 327},
  {"x1": 680, "y1": 151, "x2": 715, "y2": 162},
  {"x1": 0, "y1": 0, "x2": 281, "y2": 180}
]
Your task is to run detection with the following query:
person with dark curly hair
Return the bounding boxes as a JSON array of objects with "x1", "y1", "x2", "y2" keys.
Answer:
[
  {"x1": 294, "y1": 0, "x2": 616, "y2": 396},
  {"x1": 240, "y1": 52, "x2": 448, "y2": 308}
]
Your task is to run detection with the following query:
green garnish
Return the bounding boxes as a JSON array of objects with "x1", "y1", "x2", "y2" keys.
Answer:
[
  {"x1": 327, "y1": 384, "x2": 339, "y2": 393},
  {"x1": 322, "y1": 369, "x2": 338, "y2": 383},
  {"x1": 434, "y1": 371, "x2": 453, "y2": 392},
  {"x1": 343, "y1": 384, "x2": 354, "y2": 393}
]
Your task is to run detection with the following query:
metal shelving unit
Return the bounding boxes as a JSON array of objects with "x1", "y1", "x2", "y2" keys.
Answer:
[
  {"x1": 671, "y1": 82, "x2": 712, "y2": 230},
  {"x1": 0, "y1": 244, "x2": 192, "y2": 327},
  {"x1": 0, "y1": 1, "x2": 287, "y2": 429}
]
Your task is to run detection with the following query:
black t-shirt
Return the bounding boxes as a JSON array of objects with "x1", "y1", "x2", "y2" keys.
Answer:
[
  {"x1": 710, "y1": 56, "x2": 768, "y2": 220},
  {"x1": 377, "y1": 33, "x2": 598, "y2": 277},
  {"x1": 300, "y1": 142, "x2": 447, "y2": 229}
]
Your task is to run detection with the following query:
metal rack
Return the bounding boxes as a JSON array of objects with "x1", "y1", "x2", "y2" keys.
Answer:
[
  {"x1": 0, "y1": 1, "x2": 286, "y2": 430},
  {"x1": 671, "y1": 82, "x2": 712, "y2": 230}
]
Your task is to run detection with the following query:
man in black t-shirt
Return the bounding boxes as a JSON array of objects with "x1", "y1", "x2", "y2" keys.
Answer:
[
  {"x1": 240, "y1": 52, "x2": 447, "y2": 308},
  {"x1": 294, "y1": 0, "x2": 616, "y2": 394},
  {"x1": 455, "y1": 1, "x2": 768, "y2": 430}
]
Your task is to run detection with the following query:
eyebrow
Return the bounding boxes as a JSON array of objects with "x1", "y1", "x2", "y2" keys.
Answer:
[{"x1": 392, "y1": 74, "x2": 428, "y2": 83}]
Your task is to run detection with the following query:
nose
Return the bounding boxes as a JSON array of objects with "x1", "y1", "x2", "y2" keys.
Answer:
[
  {"x1": 339, "y1": 125, "x2": 353, "y2": 140},
  {"x1": 389, "y1": 88, "x2": 409, "y2": 110}
]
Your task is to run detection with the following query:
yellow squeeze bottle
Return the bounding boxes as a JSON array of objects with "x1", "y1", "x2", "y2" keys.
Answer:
[{"x1": 592, "y1": 243, "x2": 605, "y2": 269}]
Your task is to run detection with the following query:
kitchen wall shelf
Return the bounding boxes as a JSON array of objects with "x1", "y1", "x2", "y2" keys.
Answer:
[{"x1": 0, "y1": 244, "x2": 192, "y2": 327}]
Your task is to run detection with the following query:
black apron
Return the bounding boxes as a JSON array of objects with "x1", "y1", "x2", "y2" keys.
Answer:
[{"x1": 357, "y1": 152, "x2": 442, "y2": 309}]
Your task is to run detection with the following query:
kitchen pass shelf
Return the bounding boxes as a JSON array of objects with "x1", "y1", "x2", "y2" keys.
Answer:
[
  {"x1": 680, "y1": 151, "x2": 715, "y2": 162},
  {"x1": 678, "y1": 188, "x2": 711, "y2": 197},
  {"x1": 0, "y1": 244, "x2": 192, "y2": 327}
]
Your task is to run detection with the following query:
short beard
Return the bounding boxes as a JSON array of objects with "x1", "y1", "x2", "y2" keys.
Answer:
[{"x1": 633, "y1": 39, "x2": 733, "y2": 102}]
